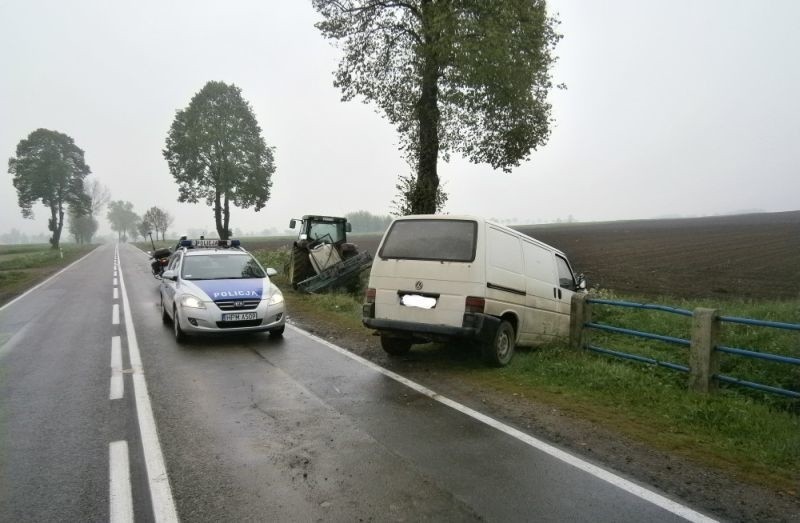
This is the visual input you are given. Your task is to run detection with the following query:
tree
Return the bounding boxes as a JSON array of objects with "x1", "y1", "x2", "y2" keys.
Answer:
[
  {"x1": 313, "y1": 1, "x2": 561, "y2": 214},
  {"x1": 106, "y1": 201, "x2": 139, "y2": 242},
  {"x1": 67, "y1": 177, "x2": 110, "y2": 244},
  {"x1": 68, "y1": 211, "x2": 98, "y2": 244},
  {"x1": 163, "y1": 81, "x2": 276, "y2": 240},
  {"x1": 142, "y1": 206, "x2": 173, "y2": 240},
  {"x1": 9, "y1": 128, "x2": 91, "y2": 248}
]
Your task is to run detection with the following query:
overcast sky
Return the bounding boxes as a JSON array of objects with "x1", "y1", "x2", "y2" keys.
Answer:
[{"x1": 2, "y1": 0, "x2": 798, "y2": 238}]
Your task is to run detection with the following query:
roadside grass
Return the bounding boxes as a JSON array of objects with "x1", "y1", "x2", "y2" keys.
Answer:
[
  {"x1": 250, "y1": 246, "x2": 800, "y2": 490},
  {"x1": 0, "y1": 243, "x2": 97, "y2": 307}
]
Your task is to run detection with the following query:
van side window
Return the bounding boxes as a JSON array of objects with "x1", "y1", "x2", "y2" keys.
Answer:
[{"x1": 555, "y1": 255, "x2": 576, "y2": 291}]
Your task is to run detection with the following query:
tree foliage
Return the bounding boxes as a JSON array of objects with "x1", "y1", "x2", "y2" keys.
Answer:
[
  {"x1": 142, "y1": 206, "x2": 173, "y2": 240},
  {"x1": 313, "y1": 0, "x2": 561, "y2": 214},
  {"x1": 9, "y1": 128, "x2": 91, "y2": 248},
  {"x1": 163, "y1": 81, "x2": 276, "y2": 240},
  {"x1": 106, "y1": 200, "x2": 140, "y2": 242}
]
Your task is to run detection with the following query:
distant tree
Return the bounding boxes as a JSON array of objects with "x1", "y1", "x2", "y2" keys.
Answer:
[
  {"x1": 163, "y1": 81, "x2": 276, "y2": 240},
  {"x1": 142, "y1": 206, "x2": 173, "y2": 240},
  {"x1": 106, "y1": 200, "x2": 139, "y2": 242},
  {"x1": 68, "y1": 211, "x2": 98, "y2": 244},
  {"x1": 345, "y1": 210, "x2": 394, "y2": 233},
  {"x1": 67, "y1": 177, "x2": 110, "y2": 244},
  {"x1": 313, "y1": 1, "x2": 561, "y2": 214},
  {"x1": 137, "y1": 220, "x2": 151, "y2": 243},
  {"x1": 9, "y1": 128, "x2": 91, "y2": 248}
]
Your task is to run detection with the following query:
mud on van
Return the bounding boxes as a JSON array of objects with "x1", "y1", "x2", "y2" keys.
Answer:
[{"x1": 362, "y1": 215, "x2": 585, "y2": 366}]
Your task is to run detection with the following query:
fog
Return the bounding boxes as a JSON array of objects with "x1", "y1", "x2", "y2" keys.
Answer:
[{"x1": 2, "y1": 0, "x2": 798, "y2": 240}]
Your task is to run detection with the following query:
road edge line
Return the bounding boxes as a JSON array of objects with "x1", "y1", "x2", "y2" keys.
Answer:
[
  {"x1": 117, "y1": 245, "x2": 179, "y2": 523},
  {"x1": 286, "y1": 323, "x2": 718, "y2": 523}
]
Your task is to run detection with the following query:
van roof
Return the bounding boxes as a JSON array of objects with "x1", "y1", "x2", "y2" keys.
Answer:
[{"x1": 389, "y1": 215, "x2": 567, "y2": 257}]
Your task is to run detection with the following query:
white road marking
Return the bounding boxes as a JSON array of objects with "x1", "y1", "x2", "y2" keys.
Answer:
[
  {"x1": 112, "y1": 304, "x2": 120, "y2": 325},
  {"x1": 114, "y1": 287, "x2": 119, "y2": 300},
  {"x1": 0, "y1": 248, "x2": 98, "y2": 312},
  {"x1": 109, "y1": 440, "x2": 134, "y2": 523},
  {"x1": 117, "y1": 246, "x2": 179, "y2": 523},
  {"x1": 113, "y1": 277, "x2": 118, "y2": 286},
  {"x1": 286, "y1": 323, "x2": 718, "y2": 523},
  {"x1": 110, "y1": 336, "x2": 123, "y2": 400}
]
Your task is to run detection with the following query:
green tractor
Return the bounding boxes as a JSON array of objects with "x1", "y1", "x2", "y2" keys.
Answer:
[{"x1": 286, "y1": 215, "x2": 373, "y2": 293}]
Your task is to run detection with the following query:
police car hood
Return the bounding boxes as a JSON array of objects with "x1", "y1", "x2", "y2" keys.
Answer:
[{"x1": 188, "y1": 278, "x2": 267, "y2": 302}]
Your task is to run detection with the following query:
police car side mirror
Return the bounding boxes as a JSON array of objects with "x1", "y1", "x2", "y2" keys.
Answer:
[
  {"x1": 162, "y1": 270, "x2": 177, "y2": 281},
  {"x1": 266, "y1": 268, "x2": 278, "y2": 277}
]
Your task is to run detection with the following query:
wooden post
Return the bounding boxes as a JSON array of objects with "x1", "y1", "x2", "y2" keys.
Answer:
[
  {"x1": 689, "y1": 307, "x2": 720, "y2": 393},
  {"x1": 569, "y1": 293, "x2": 592, "y2": 350}
]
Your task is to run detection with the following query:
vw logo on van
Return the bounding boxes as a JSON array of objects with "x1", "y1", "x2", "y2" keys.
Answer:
[{"x1": 415, "y1": 281, "x2": 423, "y2": 290}]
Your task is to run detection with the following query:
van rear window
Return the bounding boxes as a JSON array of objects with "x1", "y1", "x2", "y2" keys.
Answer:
[{"x1": 379, "y1": 220, "x2": 477, "y2": 262}]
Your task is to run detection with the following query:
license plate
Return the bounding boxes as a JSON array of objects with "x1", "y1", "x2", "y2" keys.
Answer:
[
  {"x1": 400, "y1": 294, "x2": 437, "y2": 309},
  {"x1": 222, "y1": 312, "x2": 258, "y2": 321}
]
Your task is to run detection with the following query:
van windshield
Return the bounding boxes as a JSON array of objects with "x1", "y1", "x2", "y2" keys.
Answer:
[{"x1": 379, "y1": 219, "x2": 477, "y2": 262}]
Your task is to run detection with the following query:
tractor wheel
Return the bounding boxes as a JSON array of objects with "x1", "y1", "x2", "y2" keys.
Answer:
[{"x1": 290, "y1": 245, "x2": 314, "y2": 287}]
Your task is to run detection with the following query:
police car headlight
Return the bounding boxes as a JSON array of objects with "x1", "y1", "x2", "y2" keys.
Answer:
[
  {"x1": 180, "y1": 294, "x2": 206, "y2": 309},
  {"x1": 268, "y1": 292, "x2": 284, "y2": 305}
]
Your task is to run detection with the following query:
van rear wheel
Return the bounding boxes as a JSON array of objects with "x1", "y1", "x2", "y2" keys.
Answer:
[
  {"x1": 380, "y1": 335, "x2": 412, "y2": 356},
  {"x1": 482, "y1": 320, "x2": 515, "y2": 367}
]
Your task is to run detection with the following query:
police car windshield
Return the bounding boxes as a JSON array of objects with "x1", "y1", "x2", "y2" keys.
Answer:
[{"x1": 181, "y1": 254, "x2": 266, "y2": 280}]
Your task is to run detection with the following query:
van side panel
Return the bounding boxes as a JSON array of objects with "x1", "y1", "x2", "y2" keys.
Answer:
[
  {"x1": 520, "y1": 240, "x2": 562, "y2": 344},
  {"x1": 484, "y1": 228, "x2": 526, "y2": 335}
]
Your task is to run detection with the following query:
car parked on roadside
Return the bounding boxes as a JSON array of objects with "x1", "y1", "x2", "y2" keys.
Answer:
[{"x1": 160, "y1": 239, "x2": 285, "y2": 342}]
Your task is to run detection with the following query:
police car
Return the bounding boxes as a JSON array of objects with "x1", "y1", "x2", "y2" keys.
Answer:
[{"x1": 159, "y1": 238, "x2": 285, "y2": 342}]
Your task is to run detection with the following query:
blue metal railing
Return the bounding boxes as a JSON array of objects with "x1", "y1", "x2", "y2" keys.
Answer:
[{"x1": 584, "y1": 298, "x2": 800, "y2": 399}]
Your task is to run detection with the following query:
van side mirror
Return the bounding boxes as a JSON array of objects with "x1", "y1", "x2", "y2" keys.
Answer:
[
  {"x1": 577, "y1": 274, "x2": 587, "y2": 291},
  {"x1": 289, "y1": 219, "x2": 296, "y2": 229},
  {"x1": 266, "y1": 268, "x2": 278, "y2": 277},
  {"x1": 162, "y1": 270, "x2": 177, "y2": 281}
]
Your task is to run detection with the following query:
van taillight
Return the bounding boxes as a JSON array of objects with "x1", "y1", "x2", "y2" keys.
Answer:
[
  {"x1": 365, "y1": 288, "x2": 376, "y2": 304},
  {"x1": 465, "y1": 296, "x2": 485, "y2": 314}
]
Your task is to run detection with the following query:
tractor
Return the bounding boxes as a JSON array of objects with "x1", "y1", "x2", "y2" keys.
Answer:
[{"x1": 286, "y1": 215, "x2": 373, "y2": 293}]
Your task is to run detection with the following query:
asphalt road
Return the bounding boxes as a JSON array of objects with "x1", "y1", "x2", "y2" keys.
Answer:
[{"x1": 0, "y1": 243, "x2": 720, "y2": 522}]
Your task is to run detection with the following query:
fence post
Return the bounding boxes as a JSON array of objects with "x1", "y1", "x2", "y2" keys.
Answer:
[
  {"x1": 688, "y1": 307, "x2": 720, "y2": 393},
  {"x1": 569, "y1": 293, "x2": 592, "y2": 350}
]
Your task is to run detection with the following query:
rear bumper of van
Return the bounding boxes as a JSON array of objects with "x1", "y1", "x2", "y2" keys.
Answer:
[{"x1": 362, "y1": 310, "x2": 500, "y2": 343}]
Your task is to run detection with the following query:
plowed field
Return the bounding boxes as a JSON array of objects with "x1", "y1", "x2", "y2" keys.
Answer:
[{"x1": 252, "y1": 211, "x2": 800, "y2": 300}]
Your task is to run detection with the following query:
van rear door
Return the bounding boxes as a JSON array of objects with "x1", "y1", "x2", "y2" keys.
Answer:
[{"x1": 370, "y1": 219, "x2": 483, "y2": 328}]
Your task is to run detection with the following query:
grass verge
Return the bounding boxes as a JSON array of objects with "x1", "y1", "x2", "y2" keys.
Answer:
[{"x1": 0, "y1": 243, "x2": 97, "y2": 307}]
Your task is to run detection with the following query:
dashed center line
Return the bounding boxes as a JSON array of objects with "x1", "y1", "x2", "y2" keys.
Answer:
[
  {"x1": 110, "y1": 336, "x2": 123, "y2": 400},
  {"x1": 109, "y1": 440, "x2": 133, "y2": 523},
  {"x1": 112, "y1": 304, "x2": 120, "y2": 325}
]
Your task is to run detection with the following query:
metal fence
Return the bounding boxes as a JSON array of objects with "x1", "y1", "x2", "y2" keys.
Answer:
[{"x1": 569, "y1": 294, "x2": 800, "y2": 399}]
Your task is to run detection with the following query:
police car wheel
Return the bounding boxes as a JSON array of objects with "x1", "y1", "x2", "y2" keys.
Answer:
[
  {"x1": 173, "y1": 306, "x2": 187, "y2": 343},
  {"x1": 161, "y1": 296, "x2": 170, "y2": 325}
]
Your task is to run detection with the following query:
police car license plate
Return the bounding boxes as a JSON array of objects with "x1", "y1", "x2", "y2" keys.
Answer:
[{"x1": 222, "y1": 312, "x2": 257, "y2": 321}]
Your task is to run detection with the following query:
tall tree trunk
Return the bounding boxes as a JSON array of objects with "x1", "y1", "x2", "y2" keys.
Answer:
[
  {"x1": 412, "y1": 11, "x2": 440, "y2": 215},
  {"x1": 214, "y1": 190, "x2": 224, "y2": 239},
  {"x1": 222, "y1": 193, "x2": 230, "y2": 240}
]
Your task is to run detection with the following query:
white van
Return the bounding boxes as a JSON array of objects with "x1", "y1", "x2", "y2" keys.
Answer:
[{"x1": 362, "y1": 215, "x2": 585, "y2": 366}]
